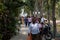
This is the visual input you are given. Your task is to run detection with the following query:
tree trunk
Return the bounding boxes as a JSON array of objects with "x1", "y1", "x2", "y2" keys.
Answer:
[
  {"x1": 38, "y1": 0, "x2": 43, "y2": 17},
  {"x1": 47, "y1": 0, "x2": 50, "y2": 24},
  {"x1": 52, "y1": 0, "x2": 56, "y2": 38}
]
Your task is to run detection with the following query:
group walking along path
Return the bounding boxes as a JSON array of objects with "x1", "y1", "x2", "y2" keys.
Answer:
[
  {"x1": 10, "y1": 24, "x2": 46, "y2": 40},
  {"x1": 10, "y1": 24, "x2": 60, "y2": 40}
]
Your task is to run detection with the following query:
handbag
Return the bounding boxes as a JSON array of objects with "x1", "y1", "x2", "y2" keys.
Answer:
[{"x1": 27, "y1": 33, "x2": 32, "y2": 40}]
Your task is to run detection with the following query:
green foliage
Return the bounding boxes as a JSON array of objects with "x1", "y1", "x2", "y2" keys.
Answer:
[
  {"x1": 42, "y1": 0, "x2": 60, "y2": 20},
  {"x1": 0, "y1": 0, "x2": 60, "y2": 40},
  {"x1": 0, "y1": 0, "x2": 26, "y2": 40},
  {"x1": 25, "y1": 0, "x2": 35, "y2": 11},
  {"x1": 0, "y1": 34, "x2": 2, "y2": 40},
  {"x1": 55, "y1": 2, "x2": 60, "y2": 19}
]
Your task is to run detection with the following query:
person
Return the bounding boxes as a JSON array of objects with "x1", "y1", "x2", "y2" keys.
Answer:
[
  {"x1": 41, "y1": 16, "x2": 45, "y2": 24},
  {"x1": 43, "y1": 19, "x2": 50, "y2": 34},
  {"x1": 28, "y1": 16, "x2": 32, "y2": 26},
  {"x1": 24, "y1": 17, "x2": 28, "y2": 27},
  {"x1": 28, "y1": 17, "x2": 40, "y2": 40},
  {"x1": 35, "y1": 17, "x2": 39, "y2": 23},
  {"x1": 38, "y1": 18, "x2": 43, "y2": 40}
]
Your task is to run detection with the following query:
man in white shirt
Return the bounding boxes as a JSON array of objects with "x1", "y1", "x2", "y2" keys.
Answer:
[
  {"x1": 28, "y1": 17, "x2": 40, "y2": 40},
  {"x1": 28, "y1": 23, "x2": 40, "y2": 34}
]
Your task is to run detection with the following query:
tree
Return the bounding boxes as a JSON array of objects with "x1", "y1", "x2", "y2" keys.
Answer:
[
  {"x1": 46, "y1": 0, "x2": 50, "y2": 25},
  {"x1": 52, "y1": 0, "x2": 56, "y2": 38},
  {"x1": 25, "y1": 0, "x2": 35, "y2": 15},
  {"x1": 0, "y1": 0, "x2": 26, "y2": 40}
]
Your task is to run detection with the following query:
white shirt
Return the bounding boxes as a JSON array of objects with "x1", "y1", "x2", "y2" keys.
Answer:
[
  {"x1": 28, "y1": 23, "x2": 40, "y2": 34},
  {"x1": 41, "y1": 17, "x2": 45, "y2": 23}
]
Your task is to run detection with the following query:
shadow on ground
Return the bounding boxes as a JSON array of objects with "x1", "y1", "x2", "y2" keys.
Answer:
[{"x1": 10, "y1": 26, "x2": 28, "y2": 40}]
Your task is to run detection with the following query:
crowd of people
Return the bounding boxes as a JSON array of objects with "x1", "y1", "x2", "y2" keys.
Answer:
[
  {"x1": 24, "y1": 16, "x2": 52, "y2": 40},
  {"x1": 24, "y1": 16, "x2": 45, "y2": 26},
  {"x1": 24, "y1": 16, "x2": 32, "y2": 27}
]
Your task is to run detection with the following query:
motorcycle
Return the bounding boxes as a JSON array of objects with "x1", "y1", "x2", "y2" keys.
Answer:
[{"x1": 43, "y1": 24, "x2": 52, "y2": 40}]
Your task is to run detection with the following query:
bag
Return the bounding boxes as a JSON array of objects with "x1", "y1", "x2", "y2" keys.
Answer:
[{"x1": 27, "y1": 33, "x2": 32, "y2": 40}]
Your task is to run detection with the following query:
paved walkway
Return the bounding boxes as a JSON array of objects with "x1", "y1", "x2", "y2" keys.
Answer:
[
  {"x1": 10, "y1": 25, "x2": 45, "y2": 40},
  {"x1": 10, "y1": 24, "x2": 59, "y2": 40},
  {"x1": 10, "y1": 25, "x2": 28, "y2": 40}
]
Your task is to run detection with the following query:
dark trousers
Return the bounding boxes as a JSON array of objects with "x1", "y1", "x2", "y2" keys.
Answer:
[
  {"x1": 25, "y1": 22, "x2": 28, "y2": 26},
  {"x1": 39, "y1": 33, "x2": 42, "y2": 40},
  {"x1": 31, "y1": 34, "x2": 39, "y2": 40},
  {"x1": 28, "y1": 22, "x2": 31, "y2": 26}
]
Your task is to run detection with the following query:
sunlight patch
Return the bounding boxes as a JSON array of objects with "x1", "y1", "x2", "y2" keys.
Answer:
[{"x1": 22, "y1": 32, "x2": 27, "y2": 35}]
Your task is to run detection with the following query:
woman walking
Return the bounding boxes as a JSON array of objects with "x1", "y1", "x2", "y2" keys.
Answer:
[{"x1": 28, "y1": 17, "x2": 40, "y2": 40}]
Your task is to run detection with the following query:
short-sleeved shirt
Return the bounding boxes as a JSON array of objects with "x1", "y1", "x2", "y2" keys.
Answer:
[{"x1": 28, "y1": 23, "x2": 40, "y2": 34}]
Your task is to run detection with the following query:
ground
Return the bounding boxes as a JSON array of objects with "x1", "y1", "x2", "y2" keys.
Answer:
[
  {"x1": 10, "y1": 23, "x2": 60, "y2": 40},
  {"x1": 10, "y1": 25, "x2": 28, "y2": 40}
]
